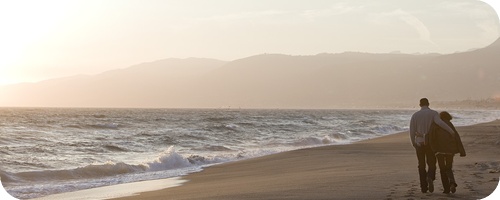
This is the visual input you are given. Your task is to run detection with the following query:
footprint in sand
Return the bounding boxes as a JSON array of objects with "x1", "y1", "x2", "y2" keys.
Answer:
[{"x1": 386, "y1": 181, "x2": 420, "y2": 200}]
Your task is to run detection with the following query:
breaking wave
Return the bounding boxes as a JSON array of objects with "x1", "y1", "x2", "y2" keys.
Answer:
[
  {"x1": 2, "y1": 147, "x2": 224, "y2": 185},
  {"x1": 2, "y1": 108, "x2": 498, "y2": 199}
]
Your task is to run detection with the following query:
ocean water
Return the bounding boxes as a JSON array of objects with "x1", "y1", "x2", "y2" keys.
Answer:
[{"x1": 0, "y1": 108, "x2": 499, "y2": 199}]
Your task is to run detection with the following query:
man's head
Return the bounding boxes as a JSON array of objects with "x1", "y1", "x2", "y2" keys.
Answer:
[{"x1": 419, "y1": 98, "x2": 429, "y2": 107}]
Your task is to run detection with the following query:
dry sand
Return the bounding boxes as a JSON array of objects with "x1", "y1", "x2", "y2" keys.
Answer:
[{"x1": 106, "y1": 120, "x2": 500, "y2": 200}]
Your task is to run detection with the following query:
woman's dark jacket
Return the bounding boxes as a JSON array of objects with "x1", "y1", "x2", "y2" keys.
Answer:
[{"x1": 429, "y1": 120, "x2": 466, "y2": 156}]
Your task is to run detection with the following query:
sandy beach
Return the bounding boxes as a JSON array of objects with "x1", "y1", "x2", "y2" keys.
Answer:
[{"x1": 105, "y1": 119, "x2": 500, "y2": 200}]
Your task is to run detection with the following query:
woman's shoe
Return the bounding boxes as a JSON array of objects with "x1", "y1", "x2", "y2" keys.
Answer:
[
  {"x1": 427, "y1": 177, "x2": 434, "y2": 193},
  {"x1": 450, "y1": 183, "x2": 457, "y2": 193}
]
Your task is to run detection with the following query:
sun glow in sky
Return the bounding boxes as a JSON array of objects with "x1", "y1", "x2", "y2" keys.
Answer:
[
  {"x1": 0, "y1": 1, "x2": 81, "y2": 85},
  {"x1": 0, "y1": 0, "x2": 499, "y2": 86}
]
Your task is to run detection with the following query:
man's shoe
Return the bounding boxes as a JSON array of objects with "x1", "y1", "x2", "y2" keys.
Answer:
[
  {"x1": 421, "y1": 188, "x2": 428, "y2": 193},
  {"x1": 450, "y1": 183, "x2": 457, "y2": 193},
  {"x1": 427, "y1": 177, "x2": 434, "y2": 193}
]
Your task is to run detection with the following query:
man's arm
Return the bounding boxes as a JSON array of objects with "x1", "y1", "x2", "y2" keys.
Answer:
[
  {"x1": 409, "y1": 115, "x2": 417, "y2": 147},
  {"x1": 433, "y1": 115, "x2": 454, "y2": 134}
]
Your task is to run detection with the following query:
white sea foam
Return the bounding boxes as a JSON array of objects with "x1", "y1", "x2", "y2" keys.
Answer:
[
  {"x1": 31, "y1": 177, "x2": 186, "y2": 200},
  {"x1": 0, "y1": 108, "x2": 498, "y2": 199}
]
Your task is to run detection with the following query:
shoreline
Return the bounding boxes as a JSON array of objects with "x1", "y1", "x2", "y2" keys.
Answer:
[
  {"x1": 10, "y1": 120, "x2": 500, "y2": 200},
  {"x1": 109, "y1": 120, "x2": 500, "y2": 200},
  {"x1": 30, "y1": 177, "x2": 186, "y2": 200}
]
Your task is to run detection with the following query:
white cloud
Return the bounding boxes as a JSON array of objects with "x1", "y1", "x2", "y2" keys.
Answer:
[
  {"x1": 383, "y1": 9, "x2": 438, "y2": 48},
  {"x1": 480, "y1": 0, "x2": 500, "y2": 21},
  {"x1": 198, "y1": 10, "x2": 290, "y2": 22},
  {"x1": 300, "y1": 2, "x2": 367, "y2": 20},
  {"x1": 478, "y1": 20, "x2": 500, "y2": 42},
  {"x1": 439, "y1": 0, "x2": 499, "y2": 42}
]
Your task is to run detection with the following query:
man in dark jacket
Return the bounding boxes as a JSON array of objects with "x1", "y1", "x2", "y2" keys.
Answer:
[{"x1": 429, "y1": 111, "x2": 466, "y2": 194}]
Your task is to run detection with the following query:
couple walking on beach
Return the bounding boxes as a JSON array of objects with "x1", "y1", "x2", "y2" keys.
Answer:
[{"x1": 409, "y1": 98, "x2": 466, "y2": 194}]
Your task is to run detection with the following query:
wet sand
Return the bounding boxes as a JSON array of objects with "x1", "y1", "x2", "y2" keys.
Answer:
[{"x1": 107, "y1": 120, "x2": 500, "y2": 199}]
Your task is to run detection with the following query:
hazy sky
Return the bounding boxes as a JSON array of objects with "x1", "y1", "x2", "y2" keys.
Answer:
[{"x1": 0, "y1": 0, "x2": 499, "y2": 85}]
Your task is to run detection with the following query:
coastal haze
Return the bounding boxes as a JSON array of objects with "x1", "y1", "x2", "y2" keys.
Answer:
[
  {"x1": 0, "y1": 0, "x2": 500, "y2": 109},
  {"x1": 1, "y1": 38, "x2": 500, "y2": 108}
]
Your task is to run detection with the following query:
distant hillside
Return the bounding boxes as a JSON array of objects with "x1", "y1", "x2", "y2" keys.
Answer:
[
  {"x1": 192, "y1": 37, "x2": 500, "y2": 108},
  {"x1": 1, "y1": 39, "x2": 499, "y2": 109},
  {"x1": 0, "y1": 58, "x2": 227, "y2": 108},
  {"x1": 433, "y1": 98, "x2": 500, "y2": 110}
]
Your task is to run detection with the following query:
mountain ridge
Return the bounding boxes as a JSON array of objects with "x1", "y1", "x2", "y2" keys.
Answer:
[{"x1": 1, "y1": 39, "x2": 499, "y2": 108}]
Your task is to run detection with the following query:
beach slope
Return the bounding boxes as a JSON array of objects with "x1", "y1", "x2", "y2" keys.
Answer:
[{"x1": 113, "y1": 120, "x2": 500, "y2": 200}]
